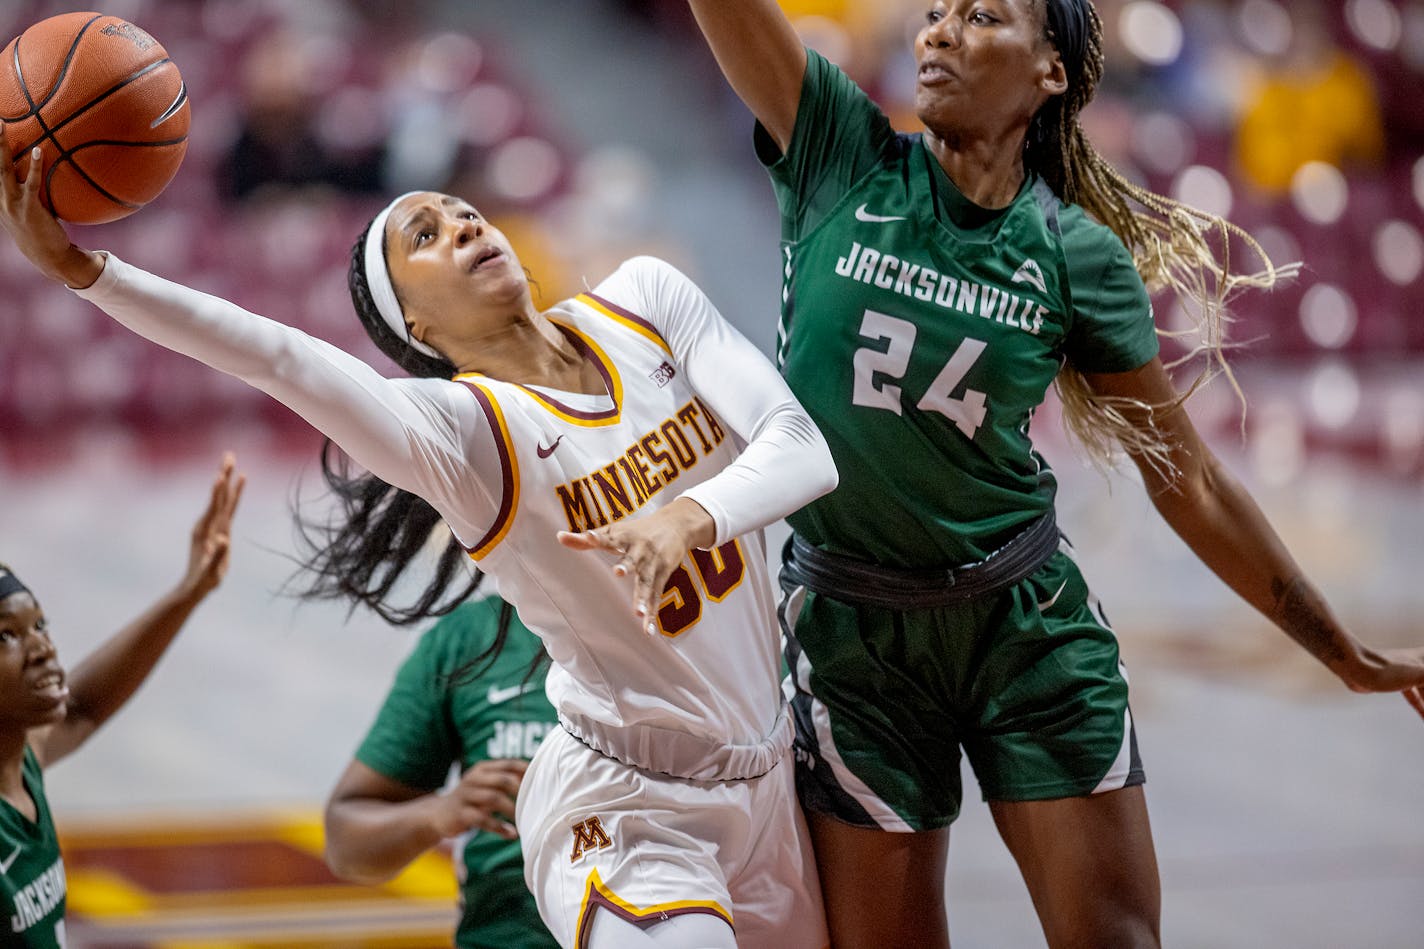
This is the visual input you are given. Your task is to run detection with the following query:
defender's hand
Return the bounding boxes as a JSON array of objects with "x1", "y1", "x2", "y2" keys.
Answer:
[
  {"x1": 430, "y1": 758, "x2": 528, "y2": 840},
  {"x1": 1336, "y1": 646, "x2": 1424, "y2": 721},
  {"x1": 178, "y1": 453, "x2": 246, "y2": 600}
]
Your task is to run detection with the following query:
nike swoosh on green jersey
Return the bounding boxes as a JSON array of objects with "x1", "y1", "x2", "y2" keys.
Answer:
[
  {"x1": 487, "y1": 683, "x2": 541, "y2": 705},
  {"x1": 854, "y1": 203, "x2": 907, "y2": 223}
]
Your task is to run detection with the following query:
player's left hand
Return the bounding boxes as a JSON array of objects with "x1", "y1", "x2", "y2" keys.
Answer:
[
  {"x1": 1336, "y1": 646, "x2": 1424, "y2": 721},
  {"x1": 558, "y1": 497, "x2": 716, "y2": 637},
  {"x1": 177, "y1": 453, "x2": 245, "y2": 601}
]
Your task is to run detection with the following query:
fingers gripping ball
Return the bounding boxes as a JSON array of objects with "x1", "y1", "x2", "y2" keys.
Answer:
[{"x1": 0, "y1": 12, "x2": 189, "y2": 224}]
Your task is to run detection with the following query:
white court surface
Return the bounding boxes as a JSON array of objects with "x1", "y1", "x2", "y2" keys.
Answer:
[{"x1": 1, "y1": 438, "x2": 1421, "y2": 948}]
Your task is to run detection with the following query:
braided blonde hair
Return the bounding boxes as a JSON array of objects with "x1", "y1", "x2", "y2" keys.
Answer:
[{"x1": 1031, "y1": 1, "x2": 1295, "y2": 474}]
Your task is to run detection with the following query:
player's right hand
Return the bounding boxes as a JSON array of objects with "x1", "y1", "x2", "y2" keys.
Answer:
[
  {"x1": 0, "y1": 134, "x2": 103, "y2": 288},
  {"x1": 558, "y1": 496, "x2": 717, "y2": 637},
  {"x1": 430, "y1": 758, "x2": 528, "y2": 840},
  {"x1": 177, "y1": 453, "x2": 245, "y2": 601}
]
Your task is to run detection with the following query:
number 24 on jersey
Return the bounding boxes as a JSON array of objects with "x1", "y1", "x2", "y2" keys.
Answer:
[{"x1": 852, "y1": 309, "x2": 989, "y2": 439}]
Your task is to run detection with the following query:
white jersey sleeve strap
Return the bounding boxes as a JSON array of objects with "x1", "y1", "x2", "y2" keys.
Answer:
[
  {"x1": 451, "y1": 378, "x2": 520, "y2": 559},
  {"x1": 71, "y1": 253, "x2": 505, "y2": 546},
  {"x1": 606, "y1": 256, "x2": 838, "y2": 546}
]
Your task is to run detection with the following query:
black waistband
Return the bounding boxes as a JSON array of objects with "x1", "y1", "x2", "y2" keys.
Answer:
[{"x1": 781, "y1": 512, "x2": 1060, "y2": 610}]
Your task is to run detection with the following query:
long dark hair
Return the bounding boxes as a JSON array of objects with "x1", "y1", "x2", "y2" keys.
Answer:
[
  {"x1": 291, "y1": 438, "x2": 483, "y2": 625},
  {"x1": 292, "y1": 216, "x2": 551, "y2": 687},
  {"x1": 289, "y1": 221, "x2": 478, "y2": 625}
]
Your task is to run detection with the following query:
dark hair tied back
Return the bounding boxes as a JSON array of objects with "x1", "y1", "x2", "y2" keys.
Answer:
[
  {"x1": 348, "y1": 221, "x2": 457, "y2": 380},
  {"x1": 1042, "y1": 0, "x2": 1090, "y2": 91},
  {"x1": 286, "y1": 221, "x2": 481, "y2": 626}
]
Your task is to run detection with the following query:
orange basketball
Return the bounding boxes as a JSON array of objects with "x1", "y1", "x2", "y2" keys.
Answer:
[{"x1": 0, "y1": 12, "x2": 189, "y2": 225}]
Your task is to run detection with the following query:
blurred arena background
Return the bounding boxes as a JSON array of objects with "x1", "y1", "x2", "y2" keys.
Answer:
[{"x1": 1, "y1": 0, "x2": 1422, "y2": 946}]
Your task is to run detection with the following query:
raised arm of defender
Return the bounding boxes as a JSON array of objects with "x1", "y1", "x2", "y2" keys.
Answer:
[
  {"x1": 1088, "y1": 358, "x2": 1424, "y2": 718},
  {"x1": 687, "y1": 0, "x2": 807, "y2": 153}
]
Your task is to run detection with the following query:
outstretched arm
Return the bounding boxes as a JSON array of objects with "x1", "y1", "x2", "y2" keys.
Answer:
[
  {"x1": 1087, "y1": 358, "x2": 1424, "y2": 718},
  {"x1": 687, "y1": 0, "x2": 807, "y2": 153},
  {"x1": 32, "y1": 455, "x2": 246, "y2": 767},
  {"x1": 324, "y1": 758, "x2": 525, "y2": 884},
  {"x1": 0, "y1": 138, "x2": 500, "y2": 546}
]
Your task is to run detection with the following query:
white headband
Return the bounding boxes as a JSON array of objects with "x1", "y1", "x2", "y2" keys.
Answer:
[{"x1": 364, "y1": 191, "x2": 443, "y2": 361}]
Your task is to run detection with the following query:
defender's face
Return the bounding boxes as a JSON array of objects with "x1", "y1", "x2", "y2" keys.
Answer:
[
  {"x1": 0, "y1": 591, "x2": 68, "y2": 731},
  {"x1": 914, "y1": 0, "x2": 1064, "y2": 139}
]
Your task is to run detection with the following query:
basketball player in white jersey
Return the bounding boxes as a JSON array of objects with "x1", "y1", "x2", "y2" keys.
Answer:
[{"x1": 0, "y1": 144, "x2": 836, "y2": 949}]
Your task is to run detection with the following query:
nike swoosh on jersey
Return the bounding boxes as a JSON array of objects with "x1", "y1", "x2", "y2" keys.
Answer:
[
  {"x1": 536, "y1": 435, "x2": 564, "y2": 459},
  {"x1": 487, "y1": 683, "x2": 541, "y2": 705},
  {"x1": 0, "y1": 844, "x2": 21, "y2": 875},
  {"x1": 854, "y1": 203, "x2": 908, "y2": 223},
  {"x1": 1037, "y1": 580, "x2": 1069, "y2": 612}
]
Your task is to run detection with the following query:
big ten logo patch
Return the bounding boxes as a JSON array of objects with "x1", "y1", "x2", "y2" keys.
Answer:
[
  {"x1": 649, "y1": 361, "x2": 676, "y2": 387},
  {"x1": 569, "y1": 816, "x2": 613, "y2": 863}
]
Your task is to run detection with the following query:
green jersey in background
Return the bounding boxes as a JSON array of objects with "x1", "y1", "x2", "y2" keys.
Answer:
[
  {"x1": 356, "y1": 597, "x2": 557, "y2": 949},
  {"x1": 1, "y1": 747, "x2": 67, "y2": 948}
]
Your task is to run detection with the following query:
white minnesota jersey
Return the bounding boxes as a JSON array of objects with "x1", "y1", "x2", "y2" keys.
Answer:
[
  {"x1": 459, "y1": 265, "x2": 794, "y2": 780},
  {"x1": 77, "y1": 254, "x2": 835, "y2": 782}
]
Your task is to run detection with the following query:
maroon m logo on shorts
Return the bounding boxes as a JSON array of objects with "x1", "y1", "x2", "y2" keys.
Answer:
[{"x1": 570, "y1": 816, "x2": 613, "y2": 863}]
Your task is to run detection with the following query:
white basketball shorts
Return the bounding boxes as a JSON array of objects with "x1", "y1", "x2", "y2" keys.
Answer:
[{"x1": 517, "y1": 726, "x2": 828, "y2": 949}]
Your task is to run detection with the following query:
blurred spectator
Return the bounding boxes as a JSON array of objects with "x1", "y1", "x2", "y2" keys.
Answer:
[
  {"x1": 219, "y1": 27, "x2": 386, "y2": 203},
  {"x1": 376, "y1": 31, "x2": 486, "y2": 195},
  {"x1": 1232, "y1": 0, "x2": 1385, "y2": 195}
]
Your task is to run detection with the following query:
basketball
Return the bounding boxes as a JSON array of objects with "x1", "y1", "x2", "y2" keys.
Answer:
[{"x1": 0, "y1": 12, "x2": 189, "y2": 225}]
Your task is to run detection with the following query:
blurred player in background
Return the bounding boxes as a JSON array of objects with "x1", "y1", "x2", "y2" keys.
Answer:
[
  {"x1": 0, "y1": 120, "x2": 836, "y2": 945},
  {"x1": 682, "y1": 0, "x2": 1424, "y2": 946},
  {"x1": 0, "y1": 455, "x2": 243, "y2": 948},
  {"x1": 323, "y1": 594, "x2": 559, "y2": 948}
]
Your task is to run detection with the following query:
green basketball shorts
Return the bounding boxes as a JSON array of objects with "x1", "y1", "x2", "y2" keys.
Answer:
[{"x1": 780, "y1": 539, "x2": 1144, "y2": 831}]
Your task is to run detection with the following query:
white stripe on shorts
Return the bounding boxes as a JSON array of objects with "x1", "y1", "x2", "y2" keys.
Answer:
[
  {"x1": 1053, "y1": 542, "x2": 1135, "y2": 795},
  {"x1": 793, "y1": 636, "x2": 914, "y2": 832},
  {"x1": 1092, "y1": 686, "x2": 1135, "y2": 794}
]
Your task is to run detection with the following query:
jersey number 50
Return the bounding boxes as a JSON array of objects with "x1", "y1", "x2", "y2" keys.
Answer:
[
  {"x1": 657, "y1": 539, "x2": 746, "y2": 637},
  {"x1": 852, "y1": 310, "x2": 988, "y2": 438}
]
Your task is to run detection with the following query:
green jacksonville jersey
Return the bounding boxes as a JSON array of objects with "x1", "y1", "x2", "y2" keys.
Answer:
[
  {"x1": 1, "y1": 748, "x2": 67, "y2": 948},
  {"x1": 356, "y1": 597, "x2": 557, "y2": 949},
  {"x1": 759, "y1": 51, "x2": 1159, "y2": 566}
]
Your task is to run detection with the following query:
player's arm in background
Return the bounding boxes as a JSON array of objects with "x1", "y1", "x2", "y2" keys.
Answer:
[
  {"x1": 325, "y1": 613, "x2": 531, "y2": 885},
  {"x1": 324, "y1": 758, "x2": 527, "y2": 884},
  {"x1": 686, "y1": 0, "x2": 806, "y2": 152},
  {"x1": 1087, "y1": 358, "x2": 1424, "y2": 718},
  {"x1": 29, "y1": 455, "x2": 244, "y2": 767}
]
